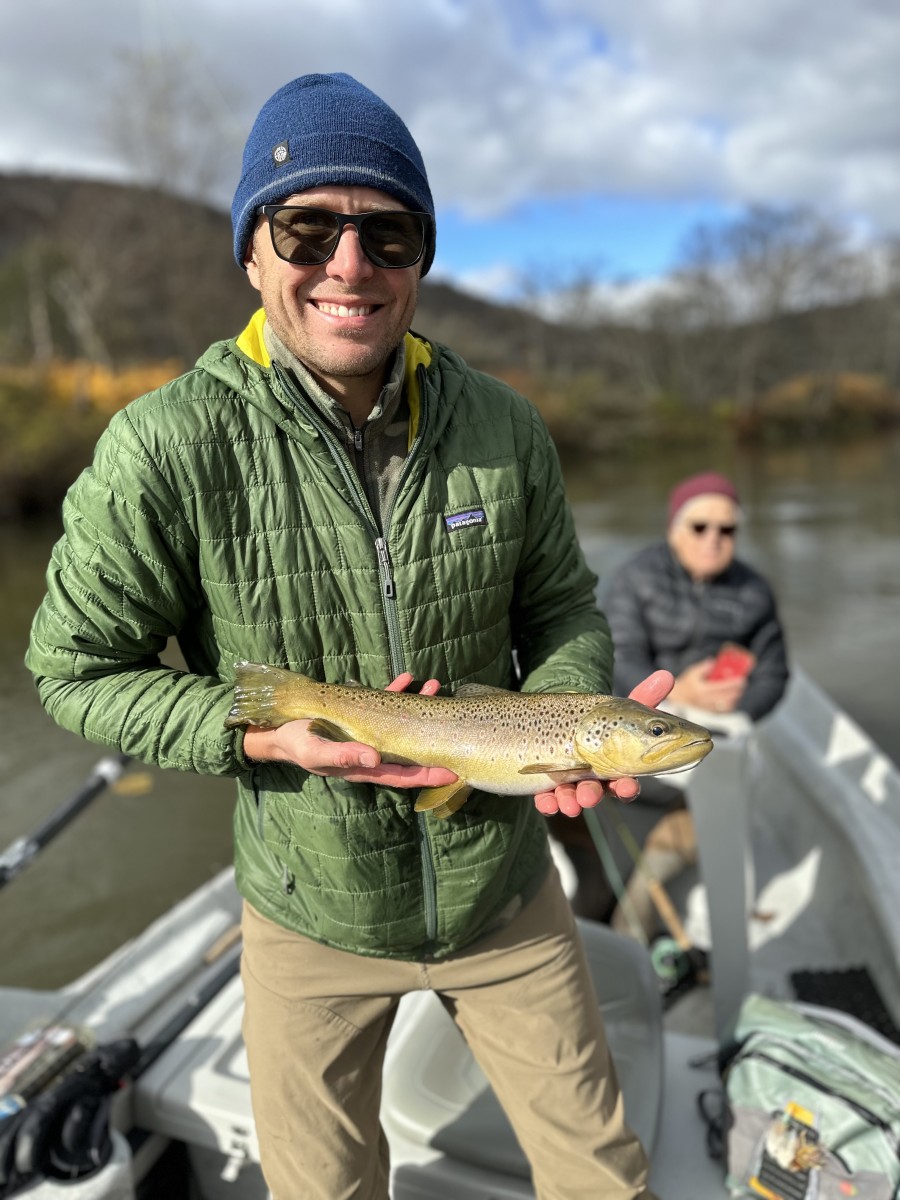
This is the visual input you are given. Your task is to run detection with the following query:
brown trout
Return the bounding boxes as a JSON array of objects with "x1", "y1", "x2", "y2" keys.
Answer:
[{"x1": 225, "y1": 662, "x2": 713, "y2": 818}]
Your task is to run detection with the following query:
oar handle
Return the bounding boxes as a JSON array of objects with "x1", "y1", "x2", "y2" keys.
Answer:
[
  {"x1": 0, "y1": 753, "x2": 132, "y2": 890},
  {"x1": 642, "y1": 878, "x2": 694, "y2": 951}
]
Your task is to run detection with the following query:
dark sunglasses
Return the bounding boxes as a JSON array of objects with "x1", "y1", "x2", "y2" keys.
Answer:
[
  {"x1": 689, "y1": 522, "x2": 738, "y2": 537},
  {"x1": 258, "y1": 205, "x2": 431, "y2": 269}
]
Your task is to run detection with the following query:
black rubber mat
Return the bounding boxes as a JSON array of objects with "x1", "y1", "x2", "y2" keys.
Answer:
[{"x1": 790, "y1": 966, "x2": 900, "y2": 1045}]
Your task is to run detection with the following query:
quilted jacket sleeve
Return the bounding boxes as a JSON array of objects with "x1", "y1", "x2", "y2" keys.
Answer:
[
  {"x1": 510, "y1": 407, "x2": 613, "y2": 696},
  {"x1": 25, "y1": 408, "x2": 248, "y2": 777},
  {"x1": 603, "y1": 555, "x2": 660, "y2": 697}
]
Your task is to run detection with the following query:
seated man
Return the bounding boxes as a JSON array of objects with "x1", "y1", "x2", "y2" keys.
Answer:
[
  {"x1": 554, "y1": 471, "x2": 789, "y2": 933},
  {"x1": 607, "y1": 470, "x2": 788, "y2": 720}
]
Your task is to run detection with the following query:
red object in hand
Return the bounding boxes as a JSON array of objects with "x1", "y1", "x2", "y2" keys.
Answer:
[{"x1": 706, "y1": 643, "x2": 756, "y2": 681}]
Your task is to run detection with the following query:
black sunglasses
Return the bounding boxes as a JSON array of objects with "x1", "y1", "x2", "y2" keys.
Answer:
[
  {"x1": 689, "y1": 522, "x2": 738, "y2": 537},
  {"x1": 258, "y1": 205, "x2": 431, "y2": 269}
]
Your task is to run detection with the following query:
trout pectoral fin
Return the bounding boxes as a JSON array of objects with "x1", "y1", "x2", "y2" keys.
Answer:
[
  {"x1": 307, "y1": 718, "x2": 354, "y2": 742},
  {"x1": 415, "y1": 781, "x2": 473, "y2": 819},
  {"x1": 518, "y1": 761, "x2": 589, "y2": 775}
]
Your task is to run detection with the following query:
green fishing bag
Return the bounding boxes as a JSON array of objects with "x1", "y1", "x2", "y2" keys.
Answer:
[{"x1": 703, "y1": 993, "x2": 900, "y2": 1200}]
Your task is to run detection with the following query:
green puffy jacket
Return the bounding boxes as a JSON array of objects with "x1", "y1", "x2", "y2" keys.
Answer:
[{"x1": 27, "y1": 312, "x2": 613, "y2": 958}]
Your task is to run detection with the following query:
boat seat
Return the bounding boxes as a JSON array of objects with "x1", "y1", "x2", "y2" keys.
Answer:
[
  {"x1": 132, "y1": 915, "x2": 663, "y2": 1193},
  {"x1": 380, "y1": 916, "x2": 664, "y2": 1180}
]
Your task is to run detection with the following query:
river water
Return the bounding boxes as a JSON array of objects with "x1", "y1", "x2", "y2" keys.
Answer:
[{"x1": 1, "y1": 432, "x2": 898, "y2": 988}]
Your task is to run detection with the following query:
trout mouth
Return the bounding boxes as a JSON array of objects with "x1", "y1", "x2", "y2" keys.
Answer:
[{"x1": 641, "y1": 735, "x2": 713, "y2": 769}]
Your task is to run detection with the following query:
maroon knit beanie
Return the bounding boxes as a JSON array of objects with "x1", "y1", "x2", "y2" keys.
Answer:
[{"x1": 667, "y1": 471, "x2": 739, "y2": 527}]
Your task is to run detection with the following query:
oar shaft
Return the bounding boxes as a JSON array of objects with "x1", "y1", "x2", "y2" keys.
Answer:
[{"x1": 0, "y1": 753, "x2": 132, "y2": 889}]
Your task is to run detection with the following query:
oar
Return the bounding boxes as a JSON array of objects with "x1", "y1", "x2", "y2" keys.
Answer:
[
  {"x1": 0, "y1": 753, "x2": 132, "y2": 891},
  {"x1": 583, "y1": 803, "x2": 708, "y2": 996}
]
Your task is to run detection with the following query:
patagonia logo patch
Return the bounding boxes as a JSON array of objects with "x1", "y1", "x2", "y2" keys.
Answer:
[
  {"x1": 444, "y1": 508, "x2": 488, "y2": 533},
  {"x1": 272, "y1": 140, "x2": 291, "y2": 166}
]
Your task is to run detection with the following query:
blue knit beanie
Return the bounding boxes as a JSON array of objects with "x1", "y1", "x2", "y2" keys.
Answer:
[{"x1": 232, "y1": 72, "x2": 435, "y2": 275}]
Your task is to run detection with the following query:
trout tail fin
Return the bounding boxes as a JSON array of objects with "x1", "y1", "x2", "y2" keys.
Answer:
[{"x1": 224, "y1": 661, "x2": 302, "y2": 729}]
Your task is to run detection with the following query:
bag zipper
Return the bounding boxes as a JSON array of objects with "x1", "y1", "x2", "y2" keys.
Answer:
[{"x1": 731, "y1": 1045, "x2": 900, "y2": 1146}]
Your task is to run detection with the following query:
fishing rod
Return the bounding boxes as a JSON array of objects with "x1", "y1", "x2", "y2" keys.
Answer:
[
  {"x1": 0, "y1": 933, "x2": 243, "y2": 1194},
  {"x1": 0, "y1": 753, "x2": 132, "y2": 891}
]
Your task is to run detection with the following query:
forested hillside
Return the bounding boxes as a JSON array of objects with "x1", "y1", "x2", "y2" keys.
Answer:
[{"x1": 0, "y1": 171, "x2": 898, "y2": 517}]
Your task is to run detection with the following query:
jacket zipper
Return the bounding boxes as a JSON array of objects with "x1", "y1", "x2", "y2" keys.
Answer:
[
  {"x1": 273, "y1": 362, "x2": 440, "y2": 945},
  {"x1": 379, "y1": 365, "x2": 439, "y2": 945}
]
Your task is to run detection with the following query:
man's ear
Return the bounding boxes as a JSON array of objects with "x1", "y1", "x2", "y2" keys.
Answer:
[{"x1": 244, "y1": 236, "x2": 261, "y2": 290}]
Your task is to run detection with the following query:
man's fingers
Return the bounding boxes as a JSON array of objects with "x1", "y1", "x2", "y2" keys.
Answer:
[
  {"x1": 556, "y1": 785, "x2": 585, "y2": 818},
  {"x1": 309, "y1": 738, "x2": 381, "y2": 771},
  {"x1": 333, "y1": 763, "x2": 458, "y2": 788},
  {"x1": 608, "y1": 776, "x2": 640, "y2": 802},
  {"x1": 385, "y1": 673, "x2": 442, "y2": 696},
  {"x1": 307, "y1": 734, "x2": 457, "y2": 787},
  {"x1": 535, "y1": 780, "x2": 604, "y2": 818},
  {"x1": 629, "y1": 669, "x2": 674, "y2": 708},
  {"x1": 385, "y1": 672, "x2": 414, "y2": 693},
  {"x1": 362, "y1": 764, "x2": 457, "y2": 787},
  {"x1": 533, "y1": 790, "x2": 561, "y2": 816}
]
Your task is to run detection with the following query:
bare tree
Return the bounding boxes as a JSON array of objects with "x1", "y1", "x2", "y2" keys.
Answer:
[
  {"x1": 673, "y1": 205, "x2": 850, "y2": 415},
  {"x1": 98, "y1": 48, "x2": 240, "y2": 201},
  {"x1": 51, "y1": 267, "x2": 112, "y2": 368},
  {"x1": 91, "y1": 51, "x2": 250, "y2": 362},
  {"x1": 24, "y1": 243, "x2": 55, "y2": 365},
  {"x1": 511, "y1": 257, "x2": 622, "y2": 379},
  {"x1": 876, "y1": 238, "x2": 900, "y2": 387}
]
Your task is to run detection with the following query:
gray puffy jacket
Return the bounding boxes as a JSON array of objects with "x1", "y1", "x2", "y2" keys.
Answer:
[{"x1": 601, "y1": 542, "x2": 789, "y2": 720}]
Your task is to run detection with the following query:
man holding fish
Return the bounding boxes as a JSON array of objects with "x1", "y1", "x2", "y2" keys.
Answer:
[{"x1": 25, "y1": 73, "x2": 707, "y2": 1198}]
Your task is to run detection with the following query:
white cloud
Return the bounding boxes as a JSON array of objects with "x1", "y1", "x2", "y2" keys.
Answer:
[
  {"x1": 1, "y1": 0, "x2": 898, "y2": 261},
  {"x1": 536, "y1": 0, "x2": 900, "y2": 230},
  {"x1": 434, "y1": 260, "x2": 524, "y2": 302}
]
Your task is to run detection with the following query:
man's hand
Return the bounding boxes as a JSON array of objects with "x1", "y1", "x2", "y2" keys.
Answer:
[
  {"x1": 532, "y1": 670, "x2": 675, "y2": 818},
  {"x1": 242, "y1": 672, "x2": 459, "y2": 788},
  {"x1": 668, "y1": 659, "x2": 747, "y2": 713}
]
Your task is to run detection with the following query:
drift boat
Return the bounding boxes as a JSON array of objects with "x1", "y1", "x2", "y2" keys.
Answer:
[{"x1": 0, "y1": 666, "x2": 897, "y2": 1199}]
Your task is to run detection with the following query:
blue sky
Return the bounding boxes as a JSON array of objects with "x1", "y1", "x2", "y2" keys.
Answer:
[
  {"x1": 438, "y1": 195, "x2": 732, "y2": 297},
  {"x1": 1, "y1": 0, "x2": 897, "y2": 304}
]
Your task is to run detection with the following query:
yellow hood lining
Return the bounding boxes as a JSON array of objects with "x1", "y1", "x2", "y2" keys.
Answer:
[{"x1": 235, "y1": 309, "x2": 432, "y2": 446}]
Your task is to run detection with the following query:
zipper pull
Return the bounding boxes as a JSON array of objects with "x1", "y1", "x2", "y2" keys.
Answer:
[
  {"x1": 354, "y1": 427, "x2": 364, "y2": 452},
  {"x1": 375, "y1": 537, "x2": 396, "y2": 599}
]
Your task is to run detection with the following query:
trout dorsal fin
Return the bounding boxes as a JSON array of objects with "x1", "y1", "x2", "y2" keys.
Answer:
[
  {"x1": 453, "y1": 682, "x2": 512, "y2": 697},
  {"x1": 414, "y1": 781, "x2": 473, "y2": 819}
]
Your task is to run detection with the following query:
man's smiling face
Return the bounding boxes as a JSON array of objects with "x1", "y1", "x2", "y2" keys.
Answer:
[{"x1": 245, "y1": 185, "x2": 421, "y2": 412}]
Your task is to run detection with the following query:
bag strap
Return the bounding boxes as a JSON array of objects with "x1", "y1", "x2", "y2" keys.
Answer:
[{"x1": 696, "y1": 1087, "x2": 727, "y2": 1162}]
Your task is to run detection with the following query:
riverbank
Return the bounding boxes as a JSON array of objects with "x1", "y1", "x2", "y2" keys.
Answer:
[{"x1": 2, "y1": 358, "x2": 898, "y2": 518}]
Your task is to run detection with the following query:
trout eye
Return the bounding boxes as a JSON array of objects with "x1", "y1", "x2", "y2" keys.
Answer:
[{"x1": 649, "y1": 722, "x2": 667, "y2": 737}]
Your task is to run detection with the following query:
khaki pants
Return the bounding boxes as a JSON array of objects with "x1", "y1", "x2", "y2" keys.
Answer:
[{"x1": 241, "y1": 868, "x2": 656, "y2": 1200}]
